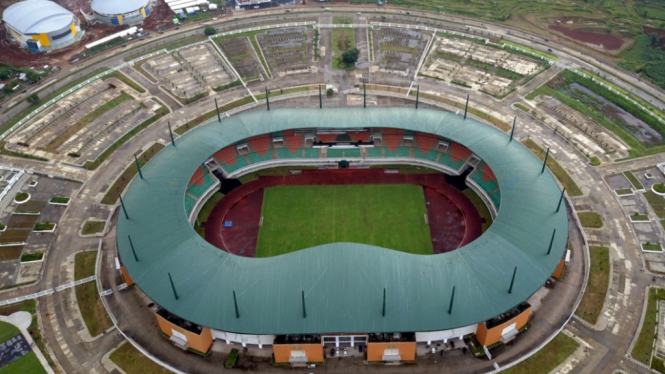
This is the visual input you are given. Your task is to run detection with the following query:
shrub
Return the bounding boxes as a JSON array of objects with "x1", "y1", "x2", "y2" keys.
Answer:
[
  {"x1": 26, "y1": 93, "x2": 39, "y2": 105},
  {"x1": 654, "y1": 183, "x2": 665, "y2": 194},
  {"x1": 204, "y1": 26, "x2": 216, "y2": 36},
  {"x1": 20, "y1": 252, "x2": 43, "y2": 262},
  {"x1": 14, "y1": 192, "x2": 29, "y2": 202}
]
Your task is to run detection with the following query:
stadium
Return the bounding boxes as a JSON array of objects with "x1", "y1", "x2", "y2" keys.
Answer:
[
  {"x1": 2, "y1": 0, "x2": 83, "y2": 52},
  {"x1": 91, "y1": 0, "x2": 153, "y2": 26},
  {"x1": 116, "y1": 107, "x2": 569, "y2": 364}
]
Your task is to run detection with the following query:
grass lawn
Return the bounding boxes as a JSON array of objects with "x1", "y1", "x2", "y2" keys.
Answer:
[
  {"x1": 194, "y1": 192, "x2": 225, "y2": 238},
  {"x1": 643, "y1": 243, "x2": 663, "y2": 252},
  {"x1": 0, "y1": 321, "x2": 46, "y2": 374},
  {"x1": 615, "y1": 188, "x2": 633, "y2": 196},
  {"x1": 644, "y1": 191, "x2": 665, "y2": 219},
  {"x1": 577, "y1": 212, "x2": 603, "y2": 228},
  {"x1": 632, "y1": 288, "x2": 665, "y2": 365},
  {"x1": 101, "y1": 143, "x2": 165, "y2": 205},
  {"x1": 521, "y1": 139, "x2": 583, "y2": 197},
  {"x1": 624, "y1": 171, "x2": 644, "y2": 190},
  {"x1": 110, "y1": 342, "x2": 173, "y2": 374},
  {"x1": 332, "y1": 18, "x2": 355, "y2": 70},
  {"x1": 631, "y1": 213, "x2": 650, "y2": 221},
  {"x1": 81, "y1": 220, "x2": 106, "y2": 235},
  {"x1": 0, "y1": 320, "x2": 20, "y2": 343},
  {"x1": 256, "y1": 185, "x2": 433, "y2": 257},
  {"x1": 575, "y1": 246, "x2": 610, "y2": 325},
  {"x1": 502, "y1": 333, "x2": 578, "y2": 374},
  {"x1": 0, "y1": 351, "x2": 46, "y2": 374},
  {"x1": 74, "y1": 251, "x2": 113, "y2": 337},
  {"x1": 462, "y1": 188, "x2": 493, "y2": 233}
]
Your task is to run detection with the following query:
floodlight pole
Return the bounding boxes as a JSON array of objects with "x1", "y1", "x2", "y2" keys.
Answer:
[
  {"x1": 556, "y1": 187, "x2": 566, "y2": 213},
  {"x1": 214, "y1": 98, "x2": 221, "y2": 122},
  {"x1": 128, "y1": 235, "x2": 139, "y2": 262},
  {"x1": 448, "y1": 286, "x2": 455, "y2": 314},
  {"x1": 508, "y1": 266, "x2": 517, "y2": 294},
  {"x1": 168, "y1": 272, "x2": 179, "y2": 300},
  {"x1": 382, "y1": 288, "x2": 386, "y2": 317},
  {"x1": 541, "y1": 147, "x2": 550, "y2": 174},
  {"x1": 168, "y1": 121, "x2": 175, "y2": 146},
  {"x1": 134, "y1": 154, "x2": 143, "y2": 180},
  {"x1": 319, "y1": 84, "x2": 322, "y2": 109},
  {"x1": 302, "y1": 290, "x2": 306, "y2": 318},
  {"x1": 265, "y1": 87, "x2": 270, "y2": 111},
  {"x1": 233, "y1": 290, "x2": 240, "y2": 318},
  {"x1": 509, "y1": 117, "x2": 516, "y2": 142},
  {"x1": 118, "y1": 195, "x2": 129, "y2": 220},
  {"x1": 415, "y1": 85, "x2": 420, "y2": 109},
  {"x1": 463, "y1": 94, "x2": 469, "y2": 119},
  {"x1": 363, "y1": 83, "x2": 367, "y2": 108},
  {"x1": 547, "y1": 229, "x2": 556, "y2": 255}
]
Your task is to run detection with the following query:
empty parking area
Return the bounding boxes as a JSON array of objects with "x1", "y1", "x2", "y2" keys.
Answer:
[
  {"x1": 218, "y1": 36, "x2": 266, "y2": 81},
  {"x1": 373, "y1": 28, "x2": 430, "y2": 73},
  {"x1": 257, "y1": 28, "x2": 314, "y2": 76},
  {"x1": 144, "y1": 43, "x2": 236, "y2": 96},
  {"x1": 421, "y1": 35, "x2": 546, "y2": 97},
  {"x1": 6, "y1": 77, "x2": 157, "y2": 163}
]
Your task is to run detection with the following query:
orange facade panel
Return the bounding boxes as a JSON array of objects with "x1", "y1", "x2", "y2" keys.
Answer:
[
  {"x1": 476, "y1": 306, "x2": 532, "y2": 347},
  {"x1": 156, "y1": 313, "x2": 213, "y2": 354},
  {"x1": 273, "y1": 344, "x2": 324, "y2": 363},
  {"x1": 552, "y1": 259, "x2": 565, "y2": 279},
  {"x1": 120, "y1": 267, "x2": 134, "y2": 286},
  {"x1": 366, "y1": 341, "x2": 416, "y2": 362}
]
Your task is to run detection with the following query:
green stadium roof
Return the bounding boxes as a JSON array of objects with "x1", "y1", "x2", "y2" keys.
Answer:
[{"x1": 117, "y1": 107, "x2": 568, "y2": 335}]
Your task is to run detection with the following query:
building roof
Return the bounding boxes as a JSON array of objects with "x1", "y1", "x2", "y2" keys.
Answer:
[
  {"x1": 117, "y1": 108, "x2": 569, "y2": 335},
  {"x1": 2, "y1": 0, "x2": 73, "y2": 35},
  {"x1": 91, "y1": 0, "x2": 150, "y2": 16}
]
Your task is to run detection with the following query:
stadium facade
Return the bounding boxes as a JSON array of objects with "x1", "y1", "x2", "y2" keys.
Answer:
[
  {"x1": 2, "y1": 0, "x2": 83, "y2": 52},
  {"x1": 91, "y1": 0, "x2": 152, "y2": 26},
  {"x1": 117, "y1": 108, "x2": 568, "y2": 363}
]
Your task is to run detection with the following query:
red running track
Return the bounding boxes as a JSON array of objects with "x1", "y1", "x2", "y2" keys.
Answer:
[{"x1": 205, "y1": 169, "x2": 482, "y2": 257}]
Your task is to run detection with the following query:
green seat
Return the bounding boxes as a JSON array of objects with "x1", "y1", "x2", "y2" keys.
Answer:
[
  {"x1": 367, "y1": 147, "x2": 383, "y2": 158},
  {"x1": 247, "y1": 151, "x2": 273, "y2": 164},
  {"x1": 222, "y1": 155, "x2": 249, "y2": 173},
  {"x1": 328, "y1": 148, "x2": 361, "y2": 158},
  {"x1": 385, "y1": 147, "x2": 411, "y2": 158},
  {"x1": 187, "y1": 173, "x2": 215, "y2": 199},
  {"x1": 276, "y1": 148, "x2": 301, "y2": 159},
  {"x1": 414, "y1": 149, "x2": 439, "y2": 162},
  {"x1": 185, "y1": 195, "x2": 197, "y2": 217},
  {"x1": 438, "y1": 152, "x2": 464, "y2": 170},
  {"x1": 304, "y1": 148, "x2": 320, "y2": 158}
]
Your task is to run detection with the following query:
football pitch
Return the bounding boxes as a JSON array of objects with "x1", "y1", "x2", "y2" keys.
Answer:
[{"x1": 255, "y1": 184, "x2": 433, "y2": 257}]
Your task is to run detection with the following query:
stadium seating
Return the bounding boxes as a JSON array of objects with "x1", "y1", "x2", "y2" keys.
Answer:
[
  {"x1": 470, "y1": 163, "x2": 501, "y2": 209},
  {"x1": 185, "y1": 195, "x2": 197, "y2": 217},
  {"x1": 327, "y1": 148, "x2": 361, "y2": 158},
  {"x1": 247, "y1": 135, "x2": 273, "y2": 164},
  {"x1": 304, "y1": 148, "x2": 321, "y2": 158},
  {"x1": 367, "y1": 147, "x2": 384, "y2": 158},
  {"x1": 414, "y1": 148, "x2": 439, "y2": 162}
]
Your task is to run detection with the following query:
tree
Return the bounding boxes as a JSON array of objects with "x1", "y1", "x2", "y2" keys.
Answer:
[
  {"x1": 204, "y1": 26, "x2": 216, "y2": 36},
  {"x1": 326, "y1": 88, "x2": 334, "y2": 96},
  {"x1": 27, "y1": 93, "x2": 39, "y2": 105},
  {"x1": 341, "y1": 47, "x2": 360, "y2": 67}
]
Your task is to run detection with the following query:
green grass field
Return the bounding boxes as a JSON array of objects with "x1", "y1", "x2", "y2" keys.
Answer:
[
  {"x1": 0, "y1": 321, "x2": 46, "y2": 374},
  {"x1": 255, "y1": 184, "x2": 433, "y2": 257}
]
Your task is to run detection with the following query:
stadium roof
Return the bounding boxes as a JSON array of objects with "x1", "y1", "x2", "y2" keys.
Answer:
[
  {"x1": 2, "y1": 0, "x2": 73, "y2": 35},
  {"x1": 91, "y1": 0, "x2": 150, "y2": 15},
  {"x1": 117, "y1": 108, "x2": 569, "y2": 335}
]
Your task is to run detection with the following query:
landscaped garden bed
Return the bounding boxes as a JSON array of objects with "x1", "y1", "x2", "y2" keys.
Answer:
[
  {"x1": 74, "y1": 251, "x2": 112, "y2": 336},
  {"x1": 642, "y1": 242, "x2": 663, "y2": 252},
  {"x1": 0, "y1": 229, "x2": 30, "y2": 245},
  {"x1": 20, "y1": 252, "x2": 44, "y2": 262},
  {"x1": 13, "y1": 192, "x2": 29, "y2": 204},
  {"x1": 577, "y1": 212, "x2": 603, "y2": 228},
  {"x1": 15, "y1": 200, "x2": 46, "y2": 214},
  {"x1": 575, "y1": 246, "x2": 609, "y2": 324},
  {"x1": 225, "y1": 348, "x2": 239, "y2": 369},
  {"x1": 81, "y1": 220, "x2": 106, "y2": 236},
  {"x1": 614, "y1": 188, "x2": 633, "y2": 196},
  {"x1": 49, "y1": 196, "x2": 71, "y2": 205},
  {"x1": 33, "y1": 222, "x2": 56, "y2": 232},
  {"x1": 630, "y1": 212, "x2": 650, "y2": 222}
]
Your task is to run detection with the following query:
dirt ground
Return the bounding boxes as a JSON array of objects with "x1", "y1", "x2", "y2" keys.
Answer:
[
  {"x1": 644, "y1": 27, "x2": 665, "y2": 51},
  {"x1": 549, "y1": 24, "x2": 626, "y2": 50},
  {"x1": 143, "y1": 0, "x2": 175, "y2": 31}
]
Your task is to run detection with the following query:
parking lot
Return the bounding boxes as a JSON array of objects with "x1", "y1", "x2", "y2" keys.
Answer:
[
  {"x1": 372, "y1": 28, "x2": 430, "y2": 74},
  {"x1": 257, "y1": 28, "x2": 315, "y2": 77}
]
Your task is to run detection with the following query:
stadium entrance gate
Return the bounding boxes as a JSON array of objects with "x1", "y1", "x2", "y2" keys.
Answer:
[{"x1": 322, "y1": 335, "x2": 368, "y2": 347}]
